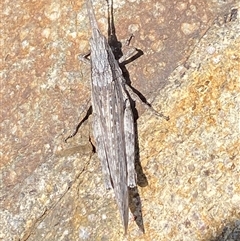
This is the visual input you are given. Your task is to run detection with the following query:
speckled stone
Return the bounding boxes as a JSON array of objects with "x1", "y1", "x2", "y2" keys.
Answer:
[{"x1": 1, "y1": 0, "x2": 239, "y2": 240}]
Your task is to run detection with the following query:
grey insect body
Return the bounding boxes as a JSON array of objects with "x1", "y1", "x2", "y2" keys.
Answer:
[{"x1": 86, "y1": 0, "x2": 136, "y2": 233}]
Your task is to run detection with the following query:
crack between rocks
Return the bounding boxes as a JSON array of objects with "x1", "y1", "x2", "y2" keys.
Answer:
[{"x1": 22, "y1": 154, "x2": 93, "y2": 241}]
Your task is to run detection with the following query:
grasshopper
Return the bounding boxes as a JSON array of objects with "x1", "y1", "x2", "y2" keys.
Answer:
[
  {"x1": 85, "y1": 0, "x2": 135, "y2": 233},
  {"x1": 67, "y1": 0, "x2": 168, "y2": 234}
]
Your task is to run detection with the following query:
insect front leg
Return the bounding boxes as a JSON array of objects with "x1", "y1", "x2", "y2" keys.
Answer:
[
  {"x1": 78, "y1": 52, "x2": 91, "y2": 64},
  {"x1": 124, "y1": 98, "x2": 137, "y2": 188},
  {"x1": 118, "y1": 46, "x2": 138, "y2": 64},
  {"x1": 118, "y1": 35, "x2": 143, "y2": 65}
]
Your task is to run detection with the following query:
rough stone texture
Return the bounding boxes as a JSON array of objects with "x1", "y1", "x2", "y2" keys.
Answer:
[
  {"x1": 0, "y1": 0, "x2": 239, "y2": 241},
  {"x1": 137, "y1": 9, "x2": 240, "y2": 240}
]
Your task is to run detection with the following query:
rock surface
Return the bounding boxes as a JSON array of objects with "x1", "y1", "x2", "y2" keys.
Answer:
[{"x1": 1, "y1": 0, "x2": 239, "y2": 240}]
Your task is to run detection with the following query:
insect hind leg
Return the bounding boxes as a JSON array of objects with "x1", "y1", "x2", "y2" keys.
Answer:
[
  {"x1": 92, "y1": 116, "x2": 113, "y2": 189},
  {"x1": 124, "y1": 99, "x2": 137, "y2": 188}
]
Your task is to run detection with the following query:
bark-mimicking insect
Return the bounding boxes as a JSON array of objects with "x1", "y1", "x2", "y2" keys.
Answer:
[
  {"x1": 66, "y1": 0, "x2": 169, "y2": 234},
  {"x1": 86, "y1": 0, "x2": 135, "y2": 234}
]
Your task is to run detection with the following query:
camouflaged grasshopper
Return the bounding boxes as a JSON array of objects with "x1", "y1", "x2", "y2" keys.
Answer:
[
  {"x1": 88, "y1": 0, "x2": 137, "y2": 234},
  {"x1": 66, "y1": 0, "x2": 168, "y2": 234},
  {"x1": 83, "y1": 0, "x2": 135, "y2": 233}
]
